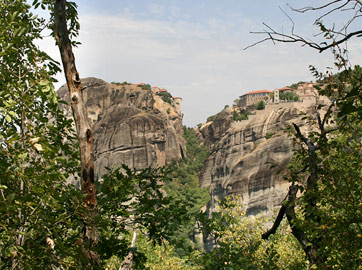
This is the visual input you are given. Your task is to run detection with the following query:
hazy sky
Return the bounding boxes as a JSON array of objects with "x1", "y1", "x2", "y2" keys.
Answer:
[{"x1": 40, "y1": 0, "x2": 362, "y2": 126}]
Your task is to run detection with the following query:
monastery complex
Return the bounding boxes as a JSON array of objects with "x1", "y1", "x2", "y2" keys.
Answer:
[{"x1": 238, "y1": 82, "x2": 319, "y2": 109}]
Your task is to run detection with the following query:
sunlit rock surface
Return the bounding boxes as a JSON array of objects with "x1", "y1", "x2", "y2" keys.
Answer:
[
  {"x1": 199, "y1": 96, "x2": 327, "y2": 217},
  {"x1": 58, "y1": 77, "x2": 185, "y2": 178}
]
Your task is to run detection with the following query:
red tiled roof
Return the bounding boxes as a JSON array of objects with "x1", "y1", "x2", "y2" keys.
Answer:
[
  {"x1": 278, "y1": 87, "x2": 293, "y2": 91},
  {"x1": 246, "y1": 90, "x2": 272, "y2": 95},
  {"x1": 152, "y1": 86, "x2": 159, "y2": 89},
  {"x1": 159, "y1": 88, "x2": 167, "y2": 92}
]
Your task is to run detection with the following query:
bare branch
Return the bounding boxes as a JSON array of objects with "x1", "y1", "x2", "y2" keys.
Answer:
[
  {"x1": 279, "y1": 6, "x2": 295, "y2": 34},
  {"x1": 322, "y1": 101, "x2": 336, "y2": 129},
  {"x1": 314, "y1": 1, "x2": 350, "y2": 23},
  {"x1": 247, "y1": 1, "x2": 362, "y2": 52},
  {"x1": 290, "y1": 0, "x2": 345, "y2": 13}
]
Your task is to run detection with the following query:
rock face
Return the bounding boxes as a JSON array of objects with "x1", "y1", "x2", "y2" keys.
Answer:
[
  {"x1": 58, "y1": 78, "x2": 185, "y2": 178},
  {"x1": 199, "y1": 101, "x2": 321, "y2": 217}
]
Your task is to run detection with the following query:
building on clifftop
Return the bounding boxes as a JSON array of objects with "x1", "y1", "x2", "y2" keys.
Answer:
[{"x1": 239, "y1": 89, "x2": 272, "y2": 108}]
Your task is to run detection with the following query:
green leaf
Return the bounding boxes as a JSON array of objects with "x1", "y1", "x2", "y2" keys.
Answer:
[{"x1": 5, "y1": 115, "x2": 11, "y2": 123}]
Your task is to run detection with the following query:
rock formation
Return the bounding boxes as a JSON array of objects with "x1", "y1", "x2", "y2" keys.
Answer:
[
  {"x1": 199, "y1": 97, "x2": 327, "y2": 217},
  {"x1": 58, "y1": 77, "x2": 185, "y2": 178}
]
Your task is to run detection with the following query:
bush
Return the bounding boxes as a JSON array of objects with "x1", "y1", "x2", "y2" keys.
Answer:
[
  {"x1": 255, "y1": 100, "x2": 265, "y2": 110},
  {"x1": 265, "y1": 132, "x2": 274, "y2": 139},
  {"x1": 141, "y1": 84, "x2": 151, "y2": 91},
  {"x1": 207, "y1": 114, "x2": 217, "y2": 122},
  {"x1": 233, "y1": 110, "x2": 250, "y2": 121},
  {"x1": 157, "y1": 91, "x2": 172, "y2": 104},
  {"x1": 111, "y1": 81, "x2": 131, "y2": 85}
]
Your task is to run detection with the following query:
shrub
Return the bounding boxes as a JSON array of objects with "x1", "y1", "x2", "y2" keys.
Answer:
[
  {"x1": 111, "y1": 81, "x2": 131, "y2": 85},
  {"x1": 207, "y1": 114, "x2": 217, "y2": 122},
  {"x1": 265, "y1": 132, "x2": 274, "y2": 139},
  {"x1": 255, "y1": 100, "x2": 265, "y2": 110},
  {"x1": 233, "y1": 111, "x2": 249, "y2": 121},
  {"x1": 141, "y1": 84, "x2": 151, "y2": 91},
  {"x1": 157, "y1": 91, "x2": 172, "y2": 104}
]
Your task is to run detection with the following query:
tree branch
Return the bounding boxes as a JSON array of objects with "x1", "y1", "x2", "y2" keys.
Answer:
[
  {"x1": 262, "y1": 204, "x2": 286, "y2": 240},
  {"x1": 246, "y1": 1, "x2": 362, "y2": 53}
]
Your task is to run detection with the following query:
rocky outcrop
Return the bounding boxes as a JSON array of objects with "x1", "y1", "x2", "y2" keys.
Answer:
[
  {"x1": 58, "y1": 78, "x2": 185, "y2": 178},
  {"x1": 199, "y1": 101, "x2": 322, "y2": 217}
]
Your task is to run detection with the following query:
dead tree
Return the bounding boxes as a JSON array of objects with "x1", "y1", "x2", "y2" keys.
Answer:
[{"x1": 53, "y1": 0, "x2": 99, "y2": 267}]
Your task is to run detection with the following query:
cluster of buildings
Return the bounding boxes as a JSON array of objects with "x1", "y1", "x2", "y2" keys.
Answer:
[{"x1": 238, "y1": 82, "x2": 317, "y2": 109}]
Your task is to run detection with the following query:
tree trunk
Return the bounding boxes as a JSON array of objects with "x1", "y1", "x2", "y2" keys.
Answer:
[
  {"x1": 119, "y1": 229, "x2": 138, "y2": 270},
  {"x1": 53, "y1": 0, "x2": 99, "y2": 266}
]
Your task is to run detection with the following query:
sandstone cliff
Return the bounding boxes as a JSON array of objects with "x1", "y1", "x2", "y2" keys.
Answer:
[
  {"x1": 199, "y1": 99, "x2": 325, "y2": 217},
  {"x1": 58, "y1": 78, "x2": 185, "y2": 178}
]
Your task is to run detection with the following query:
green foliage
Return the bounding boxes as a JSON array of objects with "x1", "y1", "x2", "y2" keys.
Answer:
[
  {"x1": 0, "y1": 1, "x2": 84, "y2": 268},
  {"x1": 285, "y1": 65, "x2": 362, "y2": 268},
  {"x1": 206, "y1": 114, "x2": 217, "y2": 122},
  {"x1": 233, "y1": 99, "x2": 241, "y2": 107},
  {"x1": 165, "y1": 127, "x2": 210, "y2": 257},
  {"x1": 265, "y1": 132, "x2": 274, "y2": 139},
  {"x1": 140, "y1": 83, "x2": 151, "y2": 91},
  {"x1": 196, "y1": 196, "x2": 307, "y2": 270},
  {"x1": 104, "y1": 235, "x2": 201, "y2": 270},
  {"x1": 157, "y1": 91, "x2": 173, "y2": 104},
  {"x1": 111, "y1": 81, "x2": 131, "y2": 85},
  {"x1": 233, "y1": 110, "x2": 250, "y2": 121},
  {"x1": 97, "y1": 165, "x2": 189, "y2": 268},
  {"x1": 167, "y1": 108, "x2": 171, "y2": 114},
  {"x1": 279, "y1": 91, "x2": 299, "y2": 101},
  {"x1": 255, "y1": 100, "x2": 265, "y2": 110},
  {"x1": 289, "y1": 81, "x2": 306, "y2": 89}
]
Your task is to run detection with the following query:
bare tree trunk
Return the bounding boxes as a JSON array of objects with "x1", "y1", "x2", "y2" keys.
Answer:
[
  {"x1": 119, "y1": 229, "x2": 138, "y2": 270},
  {"x1": 53, "y1": 0, "x2": 99, "y2": 267}
]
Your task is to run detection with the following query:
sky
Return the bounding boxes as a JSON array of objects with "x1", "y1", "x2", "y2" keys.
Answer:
[{"x1": 38, "y1": 0, "x2": 362, "y2": 127}]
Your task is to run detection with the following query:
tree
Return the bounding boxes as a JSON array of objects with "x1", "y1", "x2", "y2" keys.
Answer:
[
  {"x1": 52, "y1": 0, "x2": 99, "y2": 266},
  {"x1": 246, "y1": 2, "x2": 362, "y2": 268},
  {"x1": 165, "y1": 127, "x2": 210, "y2": 257},
  {"x1": 196, "y1": 195, "x2": 307, "y2": 270},
  {"x1": 1, "y1": 1, "x2": 191, "y2": 269},
  {"x1": 0, "y1": 1, "x2": 84, "y2": 268}
]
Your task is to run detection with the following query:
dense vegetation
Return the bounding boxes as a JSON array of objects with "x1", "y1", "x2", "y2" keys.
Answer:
[
  {"x1": 279, "y1": 91, "x2": 299, "y2": 101},
  {"x1": 157, "y1": 91, "x2": 173, "y2": 104},
  {"x1": 165, "y1": 127, "x2": 210, "y2": 257}
]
